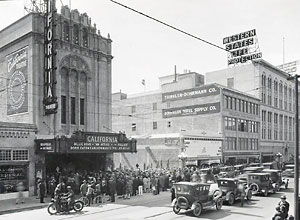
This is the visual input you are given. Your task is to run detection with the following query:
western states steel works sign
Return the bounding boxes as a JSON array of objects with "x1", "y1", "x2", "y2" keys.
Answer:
[
  {"x1": 162, "y1": 102, "x2": 221, "y2": 118},
  {"x1": 162, "y1": 84, "x2": 220, "y2": 102}
]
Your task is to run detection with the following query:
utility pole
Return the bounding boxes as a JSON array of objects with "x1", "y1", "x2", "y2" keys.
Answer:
[
  {"x1": 288, "y1": 73, "x2": 299, "y2": 219},
  {"x1": 294, "y1": 74, "x2": 299, "y2": 220}
]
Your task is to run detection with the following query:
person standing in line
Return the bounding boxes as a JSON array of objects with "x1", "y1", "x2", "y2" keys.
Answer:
[
  {"x1": 80, "y1": 180, "x2": 88, "y2": 197},
  {"x1": 101, "y1": 179, "x2": 107, "y2": 204},
  {"x1": 108, "y1": 175, "x2": 116, "y2": 202},
  {"x1": 38, "y1": 180, "x2": 46, "y2": 203},
  {"x1": 137, "y1": 176, "x2": 143, "y2": 196},
  {"x1": 16, "y1": 182, "x2": 25, "y2": 204},
  {"x1": 86, "y1": 184, "x2": 94, "y2": 206}
]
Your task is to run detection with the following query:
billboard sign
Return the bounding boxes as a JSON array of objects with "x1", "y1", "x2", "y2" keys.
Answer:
[
  {"x1": 43, "y1": 0, "x2": 58, "y2": 115},
  {"x1": 162, "y1": 84, "x2": 220, "y2": 103},
  {"x1": 162, "y1": 102, "x2": 220, "y2": 118},
  {"x1": 185, "y1": 139, "x2": 222, "y2": 158},
  {"x1": 277, "y1": 60, "x2": 299, "y2": 76},
  {"x1": 6, "y1": 47, "x2": 29, "y2": 115},
  {"x1": 223, "y1": 29, "x2": 262, "y2": 66}
]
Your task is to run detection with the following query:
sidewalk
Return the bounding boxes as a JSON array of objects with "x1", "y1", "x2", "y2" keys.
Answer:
[
  {"x1": 0, "y1": 196, "x2": 51, "y2": 215},
  {"x1": 0, "y1": 190, "x2": 170, "y2": 215}
]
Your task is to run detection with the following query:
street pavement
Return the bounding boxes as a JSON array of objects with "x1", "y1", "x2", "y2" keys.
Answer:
[{"x1": 0, "y1": 178, "x2": 297, "y2": 220}]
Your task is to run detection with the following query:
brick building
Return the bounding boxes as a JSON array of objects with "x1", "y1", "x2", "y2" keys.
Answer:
[
  {"x1": 112, "y1": 72, "x2": 260, "y2": 169},
  {"x1": 206, "y1": 59, "x2": 297, "y2": 162}
]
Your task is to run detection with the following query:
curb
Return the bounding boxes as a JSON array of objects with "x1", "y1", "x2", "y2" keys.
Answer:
[{"x1": 0, "y1": 204, "x2": 48, "y2": 215}]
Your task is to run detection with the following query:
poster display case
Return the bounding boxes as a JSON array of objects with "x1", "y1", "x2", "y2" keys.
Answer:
[{"x1": 0, "y1": 164, "x2": 28, "y2": 193}]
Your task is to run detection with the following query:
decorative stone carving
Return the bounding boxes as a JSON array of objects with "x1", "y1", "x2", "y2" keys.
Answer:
[{"x1": 59, "y1": 54, "x2": 91, "y2": 78}]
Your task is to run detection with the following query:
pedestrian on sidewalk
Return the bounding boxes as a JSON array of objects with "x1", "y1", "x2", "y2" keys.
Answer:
[
  {"x1": 86, "y1": 184, "x2": 94, "y2": 206},
  {"x1": 16, "y1": 182, "x2": 25, "y2": 204},
  {"x1": 38, "y1": 179, "x2": 46, "y2": 203}
]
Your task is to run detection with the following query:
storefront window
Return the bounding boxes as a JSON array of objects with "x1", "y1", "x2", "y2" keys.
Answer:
[{"x1": 0, "y1": 165, "x2": 28, "y2": 194}]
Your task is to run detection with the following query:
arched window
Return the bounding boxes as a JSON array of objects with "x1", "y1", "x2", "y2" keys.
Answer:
[
  {"x1": 63, "y1": 21, "x2": 69, "y2": 41},
  {"x1": 73, "y1": 24, "x2": 79, "y2": 45},
  {"x1": 83, "y1": 28, "x2": 88, "y2": 47}
]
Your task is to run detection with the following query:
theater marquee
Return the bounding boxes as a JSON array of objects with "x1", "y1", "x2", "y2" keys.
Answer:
[{"x1": 223, "y1": 29, "x2": 262, "y2": 66}]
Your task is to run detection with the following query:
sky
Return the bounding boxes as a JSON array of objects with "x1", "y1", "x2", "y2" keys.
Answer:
[{"x1": 0, "y1": 0, "x2": 300, "y2": 95}]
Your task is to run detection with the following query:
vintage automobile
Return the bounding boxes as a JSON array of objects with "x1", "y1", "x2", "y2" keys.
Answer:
[
  {"x1": 216, "y1": 178, "x2": 252, "y2": 205},
  {"x1": 247, "y1": 173, "x2": 276, "y2": 196},
  {"x1": 218, "y1": 166, "x2": 237, "y2": 178},
  {"x1": 283, "y1": 164, "x2": 295, "y2": 177},
  {"x1": 234, "y1": 164, "x2": 246, "y2": 175},
  {"x1": 172, "y1": 182, "x2": 223, "y2": 217},
  {"x1": 236, "y1": 166, "x2": 264, "y2": 182},
  {"x1": 261, "y1": 169, "x2": 289, "y2": 190}
]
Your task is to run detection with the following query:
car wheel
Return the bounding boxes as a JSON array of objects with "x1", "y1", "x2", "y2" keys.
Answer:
[
  {"x1": 216, "y1": 198, "x2": 223, "y2": 210},
  {"x1": 247, "y1": 190, "x2": 252, "y2": 200},
  {"x1": 172, "y1": 201, "x2": 181, "y2": 214},
  {"x1": 193, "y1": 203, "x2": 202, "y2": 217},
  {"x1": 228, "y1": 193, "x2": 235, "y2": 205},
  {"x1": 249, "y1": 183, "x2": 259, "y2": 194}
]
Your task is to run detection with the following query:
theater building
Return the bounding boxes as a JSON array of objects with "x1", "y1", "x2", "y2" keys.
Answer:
[
  {"x1": 206, "y1": 59, "x2": 297, "y2": 162},
  {"x1": 112, "y1": 72, "x2": 260, "y2": 169},
  {"x1": 0, "y1": 4, "x2": 135, "y2": 198}
]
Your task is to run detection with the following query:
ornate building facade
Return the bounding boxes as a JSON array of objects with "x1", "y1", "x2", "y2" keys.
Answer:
[{"x1": 0, "y1": 5, "x2": 116, "y2": 198}]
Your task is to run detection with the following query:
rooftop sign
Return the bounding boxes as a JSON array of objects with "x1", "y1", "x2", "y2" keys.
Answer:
[
  {"x1": 277, "y1": 60, "x2": 299, "y2": 75},
  {"x1": 223, "y1": 29, "x2": 262, "y2": 66}
]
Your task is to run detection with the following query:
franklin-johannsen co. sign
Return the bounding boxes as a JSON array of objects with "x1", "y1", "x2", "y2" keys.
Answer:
[
  {"x1": 162, "y1": 102, "x2": 221, "y2": 118},
  {"x1": 162, "y1": 84, "x2": 220, "y2": 102},
  {"x1": 44, "y1": 0, "x2": 58, "y2": 115}
]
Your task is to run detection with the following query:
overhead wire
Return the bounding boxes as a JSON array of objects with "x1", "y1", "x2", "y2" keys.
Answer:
[{"x1": 109, "y1": 0, "x2": 229, "y2": 53}]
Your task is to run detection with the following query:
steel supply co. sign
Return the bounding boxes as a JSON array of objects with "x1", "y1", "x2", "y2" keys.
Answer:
[
  {"x1": 162, "y1": 102, "x2": 221, "y2": 118},
  {"x1": 162, "y1": 84, "x2": 220, "y2": 103}
]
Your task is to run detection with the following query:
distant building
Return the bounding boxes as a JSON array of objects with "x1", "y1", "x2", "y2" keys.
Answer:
[
  {"x1": 112, "y1": 72, "x2": 260, "y2": 169},
  {"x1": 206, "y1": 59, "x2": 296, "y2": 162}
]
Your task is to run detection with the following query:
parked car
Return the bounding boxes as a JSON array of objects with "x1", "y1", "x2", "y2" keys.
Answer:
[
  {"x1": 248, "y1": 163, "x2": 261, "y2": 167},
  {"x1": 216, "y1": 178, "x2": 252, "y2": 205},
  {"x1": 234, "y1": 164, "x2": 246, "y2": 175},
  {"x1": 172, "y1": 182, "x2": 223, "y2": 217},
  {"x1": 262, "y1": 169, "x2": 289, "y2": 190},
  {"x1": 218, "y1": 166, "x2": 237, "y2": 178},
  {"x1": 283, "y1": 164, "x2": 295, "y2": 177},
  {"x1": 236, "y1": 166, "x2": 264, "y2": 182},
  {"x1": 247, "y1": 173, "x2": 276, "y2": 196}
]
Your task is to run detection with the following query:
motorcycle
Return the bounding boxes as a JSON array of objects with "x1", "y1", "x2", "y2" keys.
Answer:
[{"x1": 47, "y1": 195, "x2": 84, "y2": 215}]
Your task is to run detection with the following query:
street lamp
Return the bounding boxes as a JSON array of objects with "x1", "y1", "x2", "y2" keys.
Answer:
[
  {"x1": 287, "y1": 73, "x2": 299, "y2": 220},
  {"x1": 178, "y1": 151, "x2": 187, "y2": 169}
]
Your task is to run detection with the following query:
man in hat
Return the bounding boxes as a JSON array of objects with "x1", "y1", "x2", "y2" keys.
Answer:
[
  {"x1": 64, "y1": 186, "x2": 75, "y2": 210},
  {"x1": 278, "y1": 195, "x2": 290, "y2": 219},
  {"x1": 80, "y1": 180, "x2": 88, "y2": 197}
]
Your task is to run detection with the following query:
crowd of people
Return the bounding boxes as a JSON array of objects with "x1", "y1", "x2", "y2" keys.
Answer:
[{"x1": 33, "y1": 165, "x2": 295, "y2": 219}]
